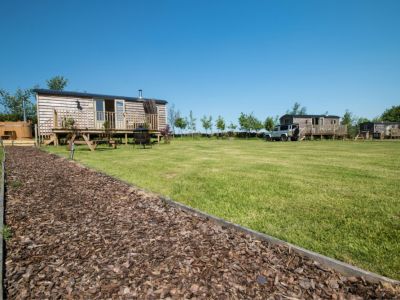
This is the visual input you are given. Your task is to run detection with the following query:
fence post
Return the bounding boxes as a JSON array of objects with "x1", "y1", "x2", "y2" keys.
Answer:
[
  {"x1": 69, "y1": 141, "x2": 75, "y2": 160},
  {"x1": 34, "y1": 124, "x2": 38, "y2": 147}
]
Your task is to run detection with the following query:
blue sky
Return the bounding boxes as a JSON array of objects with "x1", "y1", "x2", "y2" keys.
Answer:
[{"x1": 1, "y1": 0, "x2": 399, "y2": 126}]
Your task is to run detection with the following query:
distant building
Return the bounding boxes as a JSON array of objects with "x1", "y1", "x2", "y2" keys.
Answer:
[
  {"x1": 359, "y1": 121, "x2": 400, "y2": 139},
  {"x1": 279, "y1": 114, "x2": 346, "y2": 138},
  {"x1": 280, "y1": 114, "x2": 340, "y2": 127}
]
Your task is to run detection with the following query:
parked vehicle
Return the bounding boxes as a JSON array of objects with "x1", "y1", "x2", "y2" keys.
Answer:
[{"x1": 265, "y1": 124, "x2": 300, "y2": 141}]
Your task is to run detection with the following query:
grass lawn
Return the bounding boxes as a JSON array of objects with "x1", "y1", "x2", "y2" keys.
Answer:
[{"x1": 45, "y1": 139, "x2": 400, "y2": 279}]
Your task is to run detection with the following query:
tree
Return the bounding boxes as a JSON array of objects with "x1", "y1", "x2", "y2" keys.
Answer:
[
  {"x1": 287, "y1": 102, "x2": 307, "y2": 115},
  {"x1": 357, "y1": 117, "x2": 370, "y2": 124},
  {"x1": 239, "y1": 113, "x2": 262, "y2": 132},
  {"x1": 274, "y1": 115, "x2": 280, "y2": 126},
  {"x1": 341, "y1": 110, "x2": 353, "y2": 126},
  {"x1": 249, "y1": 115, "x2": 263, "y2": 133},
  {"x1": 47, "y1": 76, "x2": 68, "y2": 90},
  {"x1": 228, "y1": 122, "x2": 237, "y2": 131},
  {"x1": 341, "y1": 110, "x2": 358, "y2": 138},
  {"x1": 238, "y1": 112, "x2": 250, "y2": 133},
  {"x1": 264, "y1": 116, "x2": 275, "y2": 131},
  {"x1": 216, "y1": 115, "x2": 225, "y2": 136},
  {"x1": 187, "y1": 110, "x2": 197, "y2": 138},
  {"x1": 238, "y1": 112, "x2": 262, "y2": 136},
  {"x1": 174, "y1": 117, "x2": 187, "y2": 137},
  {"x1": 0, "y1": 88, "x2": 36, "y2": 122},
  {"x1": 381, "y1": 105, "x2": 400, "y2": 122},
  {"x1": 168, "y1": 104, "x2": 179, "y2": 134},
  {"x1": 227, "y1": 122, "x2": 237, "y2": 137},
  {"x1": 200, "y1": 115, "x2": 212, "y2": 135},
  {"x1": 372, "y1": 116, "x2": 382, "y2": 122}
]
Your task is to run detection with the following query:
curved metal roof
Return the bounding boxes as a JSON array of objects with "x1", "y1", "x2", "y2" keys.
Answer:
[{"x1": 33, "y1": 89, "x2": 168, "y2": 105}]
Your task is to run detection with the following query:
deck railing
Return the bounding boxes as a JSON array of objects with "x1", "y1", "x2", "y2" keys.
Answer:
[
  {"x1": 302, "y1": 124, "x2": 347, "y2": 136},
  {"x1": 50, "y1": 110, "x2": 159, "y2": 132}
]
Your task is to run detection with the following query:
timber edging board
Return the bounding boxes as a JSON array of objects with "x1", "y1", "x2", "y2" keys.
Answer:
[
  {"x1": 162, "y1": 198, "x2": 400, "y2": 285},
  {"x1": 38, "y1": 149, "x2": 400, "y2": 285},
  {"x1": 0, "y1": 142, "x2": 5, "y2": 300}
]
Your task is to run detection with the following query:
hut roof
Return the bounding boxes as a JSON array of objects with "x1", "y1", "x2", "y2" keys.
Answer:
[{"x1": 33, "y1": 89, "x2": 168, "y2": 105}]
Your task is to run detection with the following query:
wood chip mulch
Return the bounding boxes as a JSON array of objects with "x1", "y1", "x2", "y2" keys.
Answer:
[{"x1": 4, "y1": 147, "x2": 400, "y2": 299}]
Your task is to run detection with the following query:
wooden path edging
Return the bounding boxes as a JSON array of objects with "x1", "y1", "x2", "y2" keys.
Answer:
[
  {"x1": 162, "y1": 197, "x2": 399, "y2": 286},
  {"x1": 39, "y1": 149, "x2": 400, "y2": 286},
  {"x1": 0, "y1": 141, "x2": 5, "y2": 300}
]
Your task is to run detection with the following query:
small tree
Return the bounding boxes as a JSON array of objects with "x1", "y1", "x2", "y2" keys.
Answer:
[
  {"x1": 250, "y1": 115, "x2": 263, "y2": 133},
  {"x1": 287, "y1": 102, "x2": 307, "y2": 115},
  {"x1": 160, "y1": 124, "x2": 172, "y2": 143},
  {"x1": 0, "y1": 88, "x2": 36, "y2": 122},
  {"x1": 381, "y1": 105, "x2": 400, "y2": 122},
  {"x1": 264, "y1": 117, "x2": 275, "y2": 131},
  {"x1": 47, "y1": 76, "x2": 68, "y2": 91},
  {"x1": 174, "y1": 117, "x2": 187, "y2": 137},
  {"x1": 216, "y1": 115, "x2": 225, "y2": 137},
  {"x1": 341, "y1": 110, "x2": 358, "y2": 138},
  {"x1": 187, "y1": 110, "x2": 197, "y2": 138},
  {"x1": 239, "y1": 112, "x2": 262, "y2": 136},
  {"x1": 238, "y1": 112, "x2": 250, "y2": 134},
  {"x1": 201, "y1": 115, "x2": 213, "y2": 135},
  {"x1": 168, "y1": 104, "x2": 179, "y2": 134},
  {"x1": 274, "y1": 115, "x2": 280, "y2": 126},
  {"x1": 341, "y1": 110, "x2": 353, "y2": 127},
  {"x1": 228, "y1": 122, "x2": 237, "y2": 131},
  {"x1": 227, "y1": 122, "x2": 237, "y2": 137}
]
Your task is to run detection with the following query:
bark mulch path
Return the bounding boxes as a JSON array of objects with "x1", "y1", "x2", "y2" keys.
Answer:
[{"x1": 4, "y1": 147, "x2": 399, "y2": 299}]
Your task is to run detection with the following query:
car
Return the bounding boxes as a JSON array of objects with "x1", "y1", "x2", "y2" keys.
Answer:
[{"x1": 265, "y1": 124, "x2": 300, "y2": 141}]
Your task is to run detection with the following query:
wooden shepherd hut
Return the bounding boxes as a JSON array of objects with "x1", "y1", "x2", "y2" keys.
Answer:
[
  {"x1": 34, "y1": 89, "x2": 168, "y2": 146},
  {"x1": 279, "y1": 114, "x2": 347, "y2": 139}
]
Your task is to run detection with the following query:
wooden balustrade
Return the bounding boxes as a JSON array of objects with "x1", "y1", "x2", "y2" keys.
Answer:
[
  {"x1": 52, "y1": 109, "x2": 159, "y2": 131},
  {"x1": 302, "y1": 124, "x2": 347, "y2": 136}
]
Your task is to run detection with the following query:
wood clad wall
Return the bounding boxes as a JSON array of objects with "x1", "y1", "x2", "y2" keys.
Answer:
[
  {"x1": 37, "y1": 95, "x2": 94, "y2": 135},
  {"x1": 124, "y1": 101, "x2": 167, "y2": 130},
  {"x1": 323, "y1": 117, "x2": 340, "y2": 125},
  {"x1": 125, "y1": 101, "x2": 145, "y2": 118},
  {"x1": 292, "y1": 117, "x2": 312, "y2": 126},
  {"x1": 292, "y1": 117, "x2": 340, "y2": 126},
  {"x1": 156, "y1": 104, "x2": 167, "y2": 130}
]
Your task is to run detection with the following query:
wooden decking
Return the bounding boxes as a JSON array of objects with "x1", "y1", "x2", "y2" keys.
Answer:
[{"x1": 41, "y1": 128, "x2": 162, "y2": 151}]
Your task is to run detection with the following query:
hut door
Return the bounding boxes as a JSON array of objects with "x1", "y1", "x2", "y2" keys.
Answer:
[
  {"x1": 115, "y1": 100, "x2": 125, "y2": 129},
  {"x1": 95, "y1": 99, "x2": 105, "y2": 129}
]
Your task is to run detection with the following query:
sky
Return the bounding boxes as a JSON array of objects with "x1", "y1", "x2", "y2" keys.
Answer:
[{"x1": 0, "y1": 0, "x2": 399, "y2": 126}]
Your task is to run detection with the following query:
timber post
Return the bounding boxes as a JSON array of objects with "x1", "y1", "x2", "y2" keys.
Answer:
[
  {"x1": 53, "y1": 109, "x2": 58, "y2": 128},
  {"x1": 34, "y1": 124, "x2": 38, "y2": 147}
]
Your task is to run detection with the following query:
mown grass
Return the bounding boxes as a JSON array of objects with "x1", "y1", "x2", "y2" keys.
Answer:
[{"x1": 45, "y1": 139, "x2": 400, "y2": 279}]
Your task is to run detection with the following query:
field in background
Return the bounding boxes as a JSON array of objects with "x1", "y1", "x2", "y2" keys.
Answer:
[{"x1": 45, "y1": 139, "x2": 400, "y2": 279}]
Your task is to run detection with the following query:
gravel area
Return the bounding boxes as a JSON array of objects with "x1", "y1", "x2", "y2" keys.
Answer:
[{"x1": 4, "y1": 147, "x2": 400, "y2": 299}]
